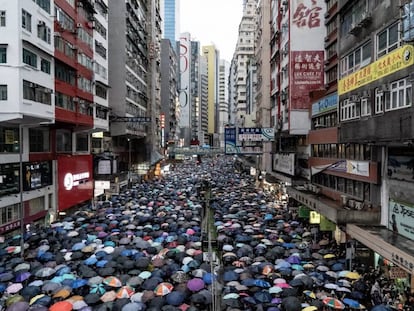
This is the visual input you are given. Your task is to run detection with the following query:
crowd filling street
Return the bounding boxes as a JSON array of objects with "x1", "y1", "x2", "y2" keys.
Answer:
[{"x1": 0, "y1": 156, "x2": 413, "y2": 311}]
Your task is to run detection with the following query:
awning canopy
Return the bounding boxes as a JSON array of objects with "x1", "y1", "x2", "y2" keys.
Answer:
[
  {"x1": 150, "y1": 150, "x2": 164, "y2": 166},
  {"x1": 347, "y1": 224, "x2": 414, "y2": 274}
]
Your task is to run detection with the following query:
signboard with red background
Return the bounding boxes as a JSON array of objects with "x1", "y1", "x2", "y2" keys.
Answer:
[
  {"x1": 57, "y1": 154, "x2": 93, "y2": 211},
  {"x1": 290, "y1": 0, "x2": 325, "y2": 110}
]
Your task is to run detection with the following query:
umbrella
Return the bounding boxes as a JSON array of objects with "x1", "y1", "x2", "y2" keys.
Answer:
[
  {"x1": 34, "y1": 267, "x2": 56, "y2": 278},
  {"x1": 6, "y1": 283, "x2": 23, "y2": 294},
  {"x1": 302, "y1": 307, "x2": 318, "y2": 311},
  {"x1": 100, "y1": 290, "x2": 117, "y2": 302},
  {"x1": 303, "y1": 290, "x2": 316, "y2": 299},
  {"x1": 15, "y1": 271, "x2": 31, "y2": 283},
  {"x1": 154, "y1": 282, "x2": 174, "y2": 296},
  {"x1": 344, "y1": 271, "x2": 361, "y2": 280},
  {"x1": 116, "y1": 285, "x2": 135, "y2": 299},
  {"x1": 49, "y1": 301, "x2": 73, "y2": 311},
  {"x1": 5, "y1": 301, "x2": 29, "y2": 311},
  {"x1": 282, "y1": 296, "x2": 302, "y2": 311},
  {"x1": 322, "y1": 297, "x2": 345, "y2": 310},
  {"x1": 103, "y1": 276, "x2": 122, "y2": 288},
  {"x1": 90, "y1": 283, "x2": 106, "y2": 295},
  {"x1": 166, "y1": 291, "x2": 185, "y2": 306},
  {"x1": 343, "y1": 298, "x2": 365, "y2": 309},
  {"x1": 187, "y1": 278, "x2": 205, "y2": 292},
  {"x1": 254, "y1": 290, "x2": 272, "y2": 303}
]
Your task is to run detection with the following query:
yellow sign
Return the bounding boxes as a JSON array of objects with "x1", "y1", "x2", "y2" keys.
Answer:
[
  {"x1": 338, "y1": 45, "x2": 414, "y2": 95},
  {"x1": 5, "y1": 130, "x2": 15, "y2": 144},
  {"x1": 309, "y1": 211, "x2": 321, "y2": 224}
]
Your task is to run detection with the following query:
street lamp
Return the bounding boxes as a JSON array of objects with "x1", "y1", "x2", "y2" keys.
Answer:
[{"x1": 127, "y1": 138, "x2": 131, "y2": 187}]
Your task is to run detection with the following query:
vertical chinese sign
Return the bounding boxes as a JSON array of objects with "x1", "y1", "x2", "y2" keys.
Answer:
[
  {"x1": 290, "y1": 0, "x2": 326, "y2": 109},
  {"x1": 179, "y1": 33, "x2": 191, "y2": 128}
]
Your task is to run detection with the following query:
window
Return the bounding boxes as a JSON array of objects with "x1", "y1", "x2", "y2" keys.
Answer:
[
  {"x1": 0, "y1": 11, "x2": 5, "y2": 27},
  {"x1": 402, "y1": 1, "x2": 414, "y2": 41},
  {"x1": 22, "y1": 10, "x2": 32, "y2": 32},
  {"x1": 55, "y1": 92, "x2": 75, "y2": 111},
  {"x1": 95, "y1": 84, "x2": 107, "y2": 99},
  {"x1": 56, "y1": 129, "x2": 72, "y2": 152},
  {"x1": 360, "y1": 97, "x2": 371, "y2": 116},
  {"x1": 0, "y1": 85, "x2": 7, "y2": 100},
  {"x1": 55, "y1": 6, "x2": 75, "y2": 32},
  {"x1": 0, "y1": 127, "x2": 19, "y2": 153},
  {"x1": 377, "y1": 22, "x2": 400, "y2": 58},
  {"x1": 54, "y1": 37, "x2": 75, "y2": 59},
  {"x1": 40, "y1": 59, "x2": 50, "y2": 74},
  {"x1": 375, "y1": 88, "x2": 384, "y2": 113},
  {"x1": 0, "y1": 46, "x2": 6, "y2": 63},
  {"x1": 386, "y1": 78, "x2": 412, "y2": 111},
  {"x1": 340, "y1": 41, "x2": 371, "y2": 77},
  {"x1": 55, "y1": 61, "x2": 76, "y2": 85},
  {"x1": 29, "y1": 128, "x2": 50, "y2": 152},
  {"x1": 340, "y1": 98, "x2": 360, "y2": 121},
  {"x1": 23, "y1": 81, "x2": 52, "y2": 105},
  {"x1": 37, "y1": 23, "x2": 51, "y2": 44},
  {"x1": 33, "y1": 0, "x2": 51, "y2": 13},
  {"x1": 0, "y1": 204, "x2": 20, "y2": 224},
  {"x1": 76, "y1": 133, "x2": 89, "y2": 152},
  {"x1": 23, "y1": 48, "x2": 37, "y2": 67}
]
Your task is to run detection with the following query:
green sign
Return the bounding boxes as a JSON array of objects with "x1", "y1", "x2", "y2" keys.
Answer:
[{"x1": 298, "y1": 206, "x2": 310, "y2": 218}]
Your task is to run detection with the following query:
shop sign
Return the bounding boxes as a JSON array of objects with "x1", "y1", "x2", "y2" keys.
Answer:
[
  {"x1": 95, "y1": 180, "x2": 110, "y2": 190},
  {"x1": 339, "y1": 45, "x2": 414, "y2": 95},
  {"x1": 311, "y1": 93, "x2": 338, "y2": 116},
  {"x1": 238, "y1": 128, "x2": 275, "y2": 142},
  {"x1": 389, "y1": 267, "x2": 409, "y2": 279},
  {"x1": 389, "y1": 199, "x2": 414, "y2": 241},
  {"x1": 390, "y1": 252, "x2": 414, "y2": 273},
  {"x1": 309, "y1": 211, "x2": 320, "y2": 224},
  {"x1": 273, "y1": 153, "x2": 295, "y2": 176},
  {"x1": 320, "y1": 215, "x2": 336, "y2": 231},
  {"x1": 64, "y1": 172, "x2": 89, "y2": 190},
  {"x1": 0, "y1": 220, "x2": 21, "y2": 234}
]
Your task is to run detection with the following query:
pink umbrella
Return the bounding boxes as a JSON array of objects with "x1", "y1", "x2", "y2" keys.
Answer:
[{"x1": 186, "y1": 278, "x2": 205, "y2": 292}]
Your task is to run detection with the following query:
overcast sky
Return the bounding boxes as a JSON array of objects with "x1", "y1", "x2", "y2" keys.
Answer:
[{"x1": 179, "y1": 0, "x2": 243, "y2": 62}]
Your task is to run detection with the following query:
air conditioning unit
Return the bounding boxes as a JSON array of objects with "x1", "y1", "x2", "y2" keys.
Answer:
[
  {"x1": 54, "y1": 32, "x2": 61, "y2": 37},
  {"x1": 354, "y1": 201, "x2": 363, "y2": 210},
  {"x1": 38, "y1": 20, "x2": 46, "y2": 26},
  {"x1": 77, "y1": 23, "x2": 82, "y2": 28},
  {"x1": 349, "y1": 22, "x2": 362, "y2": 35}
]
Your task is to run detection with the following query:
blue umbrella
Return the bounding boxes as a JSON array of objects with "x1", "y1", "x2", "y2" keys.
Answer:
[
  {"x1": 84, "y1": 256, "x2": 98, "y2": 266},
  {"x1": 331, "y1": 263, "x2": 344, "y2": 271},
  {"x1": 96, "y1": 260, "x2": 108, "y2": 268},
  {"x1": 55, "y1": 266, "x2": 71, "y2": 276},
  {"x1": 223, "y1": 270, "x2": 239, "y2": 282},
  {"x1": 90, "y1": 283, "x2": 106, "y2": 295},
  {"x1": 343, "y1": 298, "x2": 363, "y2": 309},
  {"x1": 72, "y1": 242, "x2": 86, "y2": 251},
  {"x1": 254, "y1": 290, "x2": 272, "y2": 303},
  {"x1": 166, "y1": 291, "x2": 185, "y2": 306},
  {"x1": 71, "y1": 279, "x2": 88, "y2": 289}
]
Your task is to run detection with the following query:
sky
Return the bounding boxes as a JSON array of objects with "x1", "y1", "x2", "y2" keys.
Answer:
[{"x1": 179, "y1": 0, "x2": 244, "y2": 62}]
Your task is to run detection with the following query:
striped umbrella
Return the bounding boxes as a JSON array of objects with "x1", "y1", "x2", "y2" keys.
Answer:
[
  {"x1": 154, "y1": 282, "x2": 174, "y2": 296},
  {"x1": 323, "y1": 297, "x2": 345, "y2": 310}
]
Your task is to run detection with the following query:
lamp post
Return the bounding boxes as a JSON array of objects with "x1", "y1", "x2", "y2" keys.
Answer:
[
  {"x1": 19, "y1": 124, "x2": 24, "y2": 258},
  {"x1": 127, "y1": 138, "x2": 131, "y2": 187}
]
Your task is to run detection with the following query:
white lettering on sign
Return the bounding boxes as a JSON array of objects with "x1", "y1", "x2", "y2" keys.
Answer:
[{"x1": 64, "y1": 172, "x2": 90, "y2": 190}]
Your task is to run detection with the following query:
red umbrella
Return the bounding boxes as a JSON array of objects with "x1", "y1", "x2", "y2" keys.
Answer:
[
  {"x1": 323, "y1": 297, "x2": 345, "y2": 310},
  {"x1": 49, "y1": 301, "x2": 73, "y2": 311}
]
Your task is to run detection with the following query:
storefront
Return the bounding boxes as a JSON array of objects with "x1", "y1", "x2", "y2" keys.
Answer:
[
  {"x1": 347, "y1": 224, "x2": 414, "y2": 290},
  {"x1": 57, "y1": 155, "x2": 93, "y2": 212}
]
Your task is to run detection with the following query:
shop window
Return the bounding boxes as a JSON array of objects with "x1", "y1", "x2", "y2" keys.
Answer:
[
  {"x1": 0, "y1": 127, "x2": 19, "y2": 153},
  {"x1": 23, "y1": 161, "x2": 52, "y2": 191},
  {"x1": 0, "y1": 204, "x2": 20, "y2": 226},
  {"x1": 0, "y1": 163, "x2": 20, "y2": 197},
  {"x1": 56, "y1": 129, "x2": 72, "y2": 152}
]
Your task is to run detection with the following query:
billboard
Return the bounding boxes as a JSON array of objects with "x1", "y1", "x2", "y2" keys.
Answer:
[
  {"x1": 225, "y1": 127, "x2": 275, "y2": 155},
  {"x1": 290, "y1": 0, "x2": 325, "y2": 110},
  {"x1": 58, "y1": 155, "x2": 93, "y2": 211},
  {"x1": 178, "y1": 33, "x2": 191, "y2": 128},
  {"x1": 338, "y1": 45, "x2": 414, "y2": 95},
  {"x1": 389, "y1": 199, "x2": 414, "y2": 241}
]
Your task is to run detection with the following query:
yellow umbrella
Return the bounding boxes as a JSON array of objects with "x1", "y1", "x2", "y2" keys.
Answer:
[
  {"x1": 345, "y1": 271, "x2": 361, "y2": 279},
  {"x1": 324, "y1": 253, "x2": 336, "y2": 259},
  {"x1": 303, "y1": 290, "x2": 317, "y2": 299},
  {"x1": 302, "y1": 306, "x2": 318, "y2": 311}
]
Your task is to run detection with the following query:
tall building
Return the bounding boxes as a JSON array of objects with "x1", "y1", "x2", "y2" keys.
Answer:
[
  {"x1": 160, "y1": 39, "x2": 178, "y2": 148},
  {"x1": 254, "y1": 0, "x2": 272, "y2": 172},
  {"x1": 232, "y1": 0, "x2": 257, "y2": 126},
  {"x1": 0, "y1": 0, "x2": 111, "y2": 234},
  {"x1": 202, "y1": 45, "x2": 220, "y2": 147},
  {"x1": 161, "y1": 0, "x2": 180, "y2": 46},
  {"x1": 218, "y1": 60, "x2": 230, "y2": 148},
  {"x1": 107, "y1": 0, "x2": 162, "y2": 189}
]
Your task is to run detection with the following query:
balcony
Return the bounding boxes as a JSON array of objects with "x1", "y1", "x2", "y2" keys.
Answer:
[{"x1": 287, "y1": 186, "x2": 381, "y2": 225}]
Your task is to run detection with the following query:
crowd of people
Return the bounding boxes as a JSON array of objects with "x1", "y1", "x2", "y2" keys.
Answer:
[{"x1": 0, "y1": 155, "x2": 411, "y2": 311}]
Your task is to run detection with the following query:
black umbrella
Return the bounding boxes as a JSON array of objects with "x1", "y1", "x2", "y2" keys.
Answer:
[{"x1": 281, "y1": 296, "x2": 301, "y2": 311}]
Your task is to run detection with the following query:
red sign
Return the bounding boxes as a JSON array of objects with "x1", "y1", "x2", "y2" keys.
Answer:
[
  {"x1": 57, "y1": 155, "x2": 93, "y2": 211},
  {"x1": 290, "y1": 50, "x2": 324, "y2": 109},
  {"x1": 292, "y1": 1, "x2": 322, "y2": 29}
]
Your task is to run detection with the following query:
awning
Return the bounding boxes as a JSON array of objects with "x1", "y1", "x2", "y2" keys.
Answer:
[
  {"x1": 347, "y1": 224, "x2": 414, "y2": 274},
  {"x1": 150, "y1": 150, "x2": 164, "y2": 165},
  {"x1": 265, "y1": 172, "x2": 281, "y2": 184}
]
